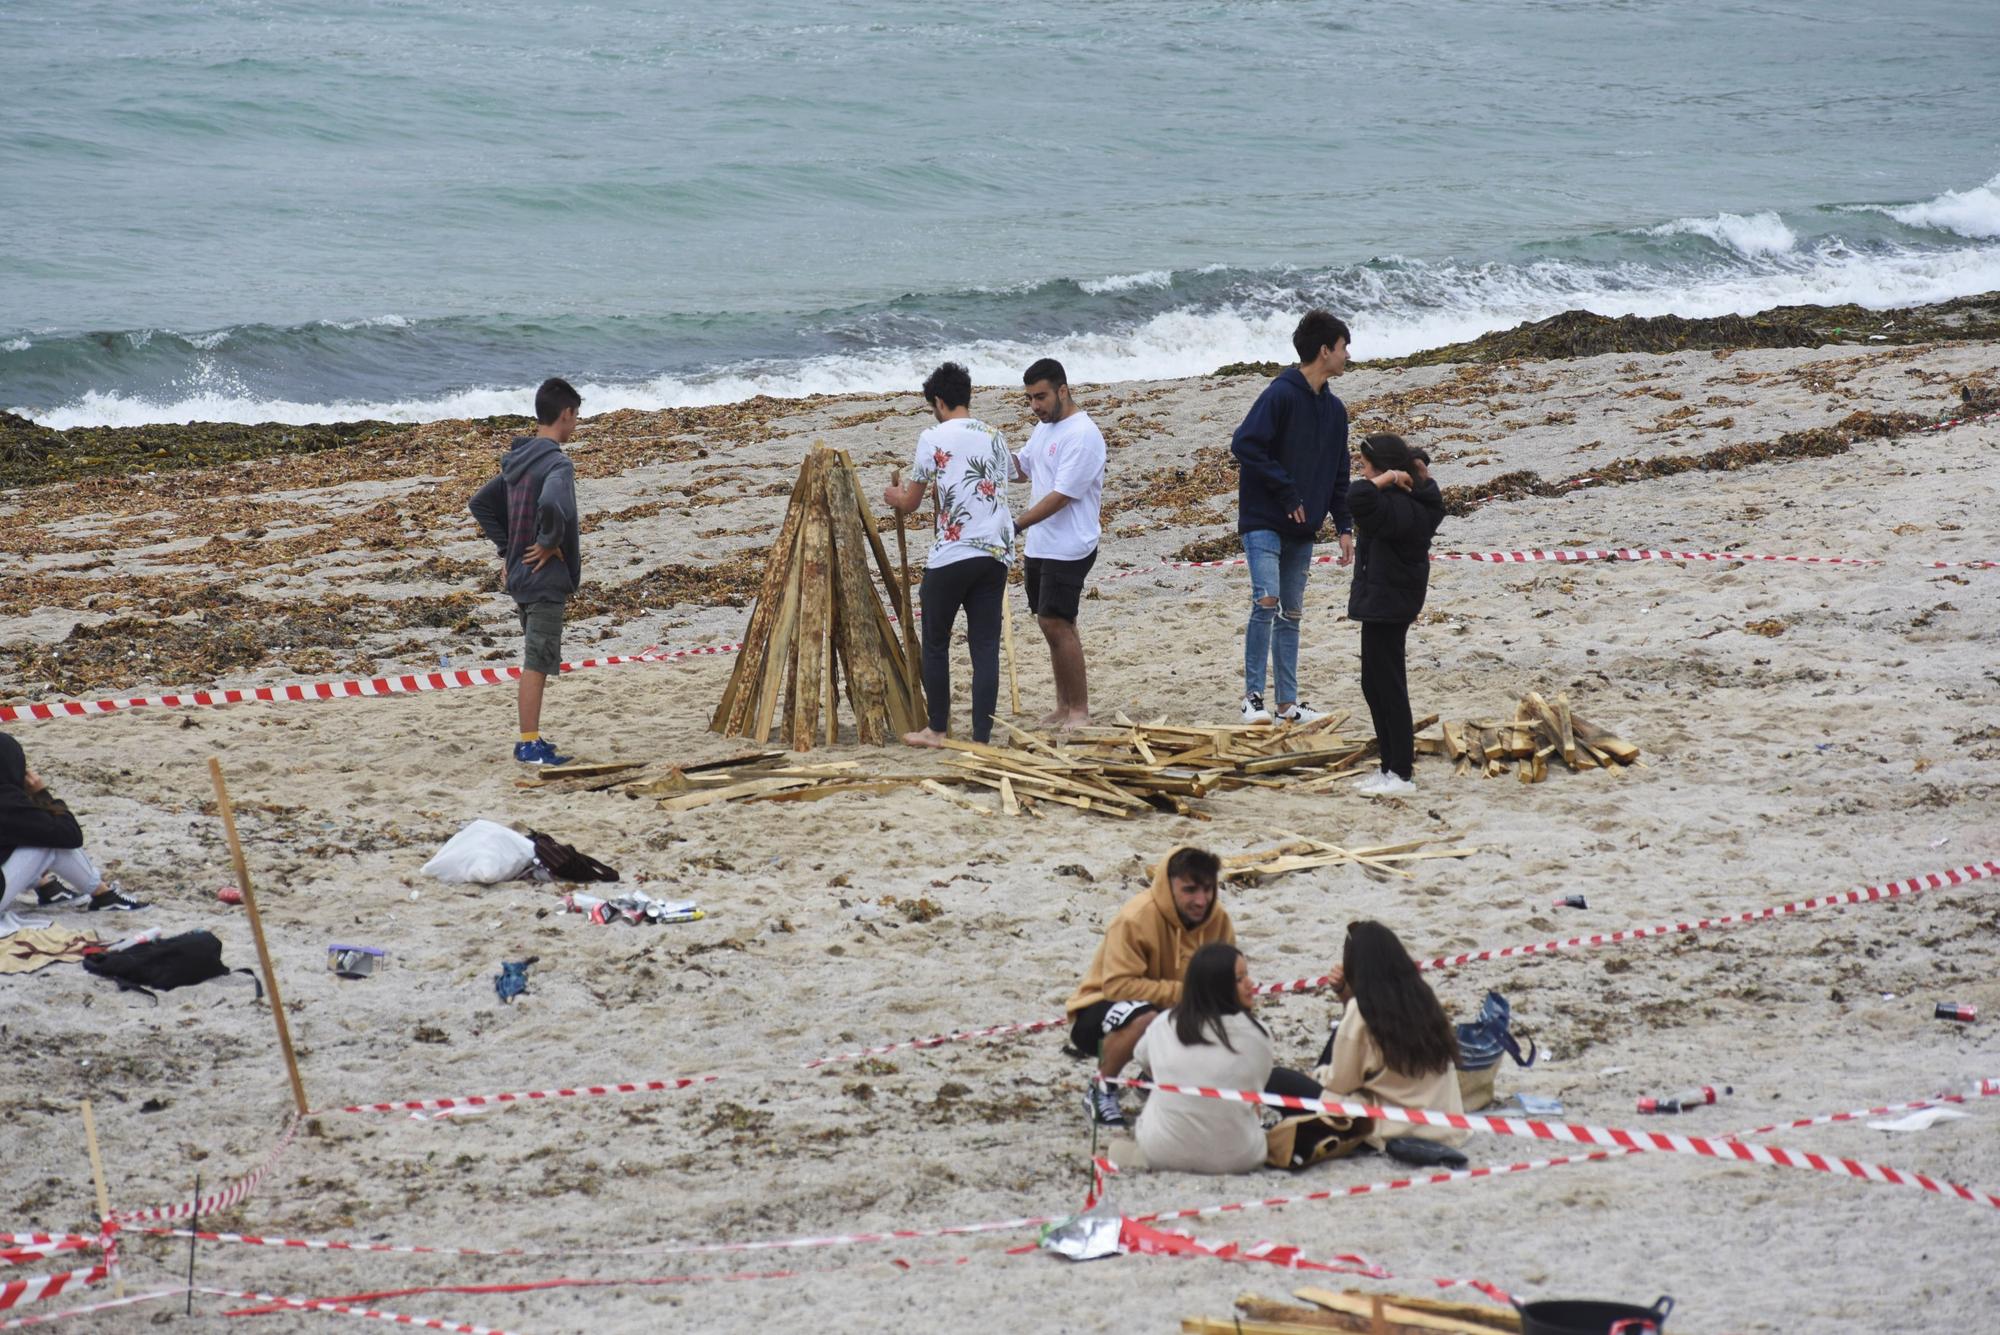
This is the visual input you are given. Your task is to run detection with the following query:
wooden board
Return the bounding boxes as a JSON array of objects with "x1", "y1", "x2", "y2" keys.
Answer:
[
  {"x1": 713, "y1": 459, "x2": 813, "y2": 735},
  {"x1": 789, "y1": 476, "x2": 834, "y2": 749}
]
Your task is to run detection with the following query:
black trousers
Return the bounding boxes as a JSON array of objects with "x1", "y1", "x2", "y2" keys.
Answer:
[
  {"x1": 920, "y1": 557, "x2": 1005, "y2": 741},
  {"x1": 1359, "y1": 619, "x2": 1414, "y2": 780}
]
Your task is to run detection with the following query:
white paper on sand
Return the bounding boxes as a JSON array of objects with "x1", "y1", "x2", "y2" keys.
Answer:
[
  {"x1": 1868, "y1": 1108, "x2": 1969, "y2": 1133},
  {"x1": 422, "y1": 819, "x2": 535, "y2": 884}
]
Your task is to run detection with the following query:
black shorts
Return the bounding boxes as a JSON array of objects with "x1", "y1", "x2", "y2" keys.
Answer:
[
  {"x1": 1067, "y1": 998, "x2": 1159, "y2": 1057},
  {"x1": 1024, "y1": 549, "x2": 1098, "y2": 621}
]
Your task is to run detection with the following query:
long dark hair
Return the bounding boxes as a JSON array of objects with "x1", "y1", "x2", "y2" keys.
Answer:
[
  {"x1": 1343, "y1": 921, "x2": 1457, "y2": 1076},
  {"x1": 1359, "y1": 432, "x2": 1415, "y2": 473},
  {"x1": 1173, "y1": 942, "x2": 1267, "y2": 1052}
]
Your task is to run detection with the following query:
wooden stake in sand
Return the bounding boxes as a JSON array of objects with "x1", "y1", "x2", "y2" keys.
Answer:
[
  {"x1": 711, "y1": 444, "x2": 924, "y2": 750},
  {"x1": 208, "y1": 758, "x2": 310, "y2": 1118},
  {"x1": 79, "y1": 1099, "x2": 123, "y2": 1299},
  {"x1": 889, "y1": 467, "x2": 926, "y2": 722},
  {"x1": 1002, "y1": 577, "x2": 1021, "y2": 716}
]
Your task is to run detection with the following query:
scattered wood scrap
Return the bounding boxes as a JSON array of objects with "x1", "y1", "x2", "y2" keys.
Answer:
[
  {"x1": 525, "y1": 750, "x2": 928, "y2": 811},
  {"x1": 1420, "y1": 691, "x2": 1641, "y2": 782},
  {"x1": 709, "y1": 443, "x2": 923, "y2": 750},
  {"x1": 1214, "y1": 835, "x2": 1480, "y2": 883},
  {"x1": 1183, "y1": 1290, "x2": 1520, "y2": 1335}
]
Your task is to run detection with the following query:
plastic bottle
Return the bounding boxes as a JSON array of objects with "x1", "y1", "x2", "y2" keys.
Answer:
[{"x1": 1637, "y1": 1084, "x2": 1733, "y2": 1114}]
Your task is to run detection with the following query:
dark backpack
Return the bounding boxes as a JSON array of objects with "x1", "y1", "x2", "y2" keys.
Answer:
[
  {"x1": 529, "y1": 831, "x2": 619, "y2": 883},
  {"x1": 82, "y1": 931, "x2": 259, "y2": 1002}
]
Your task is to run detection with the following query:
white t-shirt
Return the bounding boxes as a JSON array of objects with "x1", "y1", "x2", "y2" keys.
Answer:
[
  {"x1": 1014, "y1": 410, "x2": 1106, "y2": 562},
  {"x1": 910, "y1": 417, "x2": 1016, "y2": 569},
  {"x1": 1133, "y1": 1010, "x2": 1273, "y2": 1174}
]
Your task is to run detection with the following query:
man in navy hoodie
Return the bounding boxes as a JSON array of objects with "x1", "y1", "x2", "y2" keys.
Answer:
[
  {"x1": 470, "y1": 377, "x2": 584, "y2": 765},
  {"x1": 1230, "y1": 311, "x2": 1353, "y2": 724}
]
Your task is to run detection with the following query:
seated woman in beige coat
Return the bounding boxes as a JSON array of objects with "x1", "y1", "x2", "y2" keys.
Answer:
[{"x1": 1312, "y1": 920, "x2": 1470, "y2": 1161}]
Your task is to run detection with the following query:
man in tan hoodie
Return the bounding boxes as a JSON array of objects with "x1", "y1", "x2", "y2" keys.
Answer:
[{"x1": 1066, "y1": 845, "x2": 1233, "y2": 1127}]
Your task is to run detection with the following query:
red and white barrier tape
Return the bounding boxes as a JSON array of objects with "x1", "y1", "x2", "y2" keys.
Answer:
[
  {"x1": 330, "y1": 1074, "x2": 718, "y2": 1117},
  {"x1": 0, "y1": 1287, "x2": 186, "y2": 1331},
  {"x1": 0, "y1": 643, "x2": 733, "y2": 727},
  {"x1": 1103, "y1": 1076, "x2": 2000, "y2": 1210},
  {"x1": 0, "y1": 1240, "x2": 90, "y2": 1270},
  {"x1": 1114, "y1": 1217, "x2": 1385, "y2": 1280},
  {"x1": 0, "y1": 1264, "x2": 109, "y2": 1314},
  {"x1": 201, "y1": 1289, "x2": 521, "y2": 1335},
  {"x1": 1099, "y1": 546, "x2": 1996, "y2": 584},
  {"x1": 114, "y1": 1116, "x2": 301, "y2": 1224}
]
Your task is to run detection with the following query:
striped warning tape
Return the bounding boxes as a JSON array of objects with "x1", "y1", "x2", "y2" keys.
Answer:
[
  {"x1": 1101, "y1": 1075, "x2": 2000, "y2": 1210},
  {"x1": 0, "y1": 1264, "x2": 109, "y2": 1315},
  {"x1": 113, "y1": 1116, "x2": 301, "y2": 1224},
  {"x1": 330, "y1": 1074, "x2": 718, "y2": 1117}
]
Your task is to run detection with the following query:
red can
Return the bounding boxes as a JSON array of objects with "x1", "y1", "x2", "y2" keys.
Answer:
[
  {"x1": 217, "y1": 886, "x2": 243, "y2": 905},
  {"x1": 1637, "y1": 1084, "x2": 1730, "y2": 1114},
  {"x1": 1935, "y1": 1002, "x2": 1977, "y2": 1024}
]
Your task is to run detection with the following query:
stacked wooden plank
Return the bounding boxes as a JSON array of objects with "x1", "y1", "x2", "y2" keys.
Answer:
[
  {"x1": 933, "y1": 713, "x2": 1393, "y2": 819},
  {"x1": 1418, "y1": 690, "x2": 1641, "y2": 782},
  {"x1": 709, "y1": 444, "x2": 923, "y2": 750},
  {"x1": 1187, "y1": 1288, "x2": 1522, "y2": 1334},
  {"x1": 1214, "y1": 835, "x2": 1480, "y2": 883},
  {"x1": 521, "y1": 751, "x2": 928, "y2": 809}
]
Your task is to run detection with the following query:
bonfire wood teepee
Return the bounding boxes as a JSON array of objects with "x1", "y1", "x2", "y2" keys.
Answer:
[{"x1": 711, "y1": 444, "x2": 924, "y2": 750}]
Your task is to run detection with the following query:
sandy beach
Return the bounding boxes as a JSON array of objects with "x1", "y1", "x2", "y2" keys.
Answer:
[{"x1": 3, "y1": 337, "x2": 1997, "y2": 1333}]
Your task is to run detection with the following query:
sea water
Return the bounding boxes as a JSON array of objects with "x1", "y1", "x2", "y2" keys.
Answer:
[{"x1": 3, "y1": 0, "x2": 1996, "y2": 426}]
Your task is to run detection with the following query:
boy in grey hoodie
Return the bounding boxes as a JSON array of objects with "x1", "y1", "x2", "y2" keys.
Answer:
[{"x1": 469, "y1": 377, "x2": 584, "y2": 765}]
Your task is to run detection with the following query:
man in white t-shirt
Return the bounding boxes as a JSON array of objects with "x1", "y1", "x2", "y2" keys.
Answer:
[
  {"x1": 1011, "y1": 357, "x2": 1106, "y2": 731},
  {"x1": 882, "y1": 361, "x2": 1016, "y2": 748}
]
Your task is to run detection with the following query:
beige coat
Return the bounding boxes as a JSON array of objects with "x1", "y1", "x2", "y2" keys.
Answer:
[{"x1": 1313, "y1": 998, "x2": 1469, "y2": 1149}]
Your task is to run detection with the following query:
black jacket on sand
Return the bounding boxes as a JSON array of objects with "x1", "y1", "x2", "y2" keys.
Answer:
[
  {"x1": 1345, "y1": 477, "x2": 1446, "y2": 623},
  {"x1": 0, "y1": 733, "x2": 83, "y2": 867}
]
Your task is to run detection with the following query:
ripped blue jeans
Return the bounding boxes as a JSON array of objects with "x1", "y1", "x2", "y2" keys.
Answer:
[{"x1": 1242, "y1": 529, "x2": 1313, "y2": 707}]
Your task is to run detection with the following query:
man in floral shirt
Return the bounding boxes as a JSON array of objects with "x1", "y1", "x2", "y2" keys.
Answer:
[{"x1": 882, "y1": 362, "x2": 1015, "y2": 746}]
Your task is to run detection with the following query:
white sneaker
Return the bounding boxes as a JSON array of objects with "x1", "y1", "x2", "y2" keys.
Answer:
[
  {"x1": 1279, "y1": 702, "x2": 1325, "y2": 724},
  {"x1": 1367, "y1": 774, "x2": 1418, "y2": 798},
  {"x1": 1241, "y1": 694, "x2": 1273, "y2": 724},
  {"x1": 1354, "y1": 768, "x2": 1392, "y2": 791}
]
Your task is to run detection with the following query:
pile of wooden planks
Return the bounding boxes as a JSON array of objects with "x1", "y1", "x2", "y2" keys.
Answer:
[
  {"x1": 1418, "y1": 690, "x2": 1641, "y2": 783},
  {"x1": 1214, "y1": 834, "x2": 1480, "y2": 883},
  {"x1": 520, "y1": 751, "x2": 928, "y2": 809},
  {"x1": 933, "y1": 712, "x2": 1402, "y2": 819},
  {"x1": 709, "y1": 444, "x2": 923, "y2": 750},
  {"x1": 1186, "y1": 1288, "x2": 1521, "y2": 1335}
]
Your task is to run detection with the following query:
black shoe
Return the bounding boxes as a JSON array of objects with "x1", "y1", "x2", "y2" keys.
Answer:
[
  {"x1": 35, "y1": 876, "x2": 88, "y2": 908},
  {"x1": 86, "y1": 884, "x2": 149, "y2": 912},
  {"x1": 1088, "y1": 1085, "x2": 1127, "y2": 1128},
  {"x1": 1384, "y1": 1135, "x2": 1468, "y2": 1170}
]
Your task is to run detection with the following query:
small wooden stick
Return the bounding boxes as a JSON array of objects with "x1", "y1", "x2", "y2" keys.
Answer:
[
  {"x1": 80, "y1": 1100, "x2": 122, "y2": 1299},
  {"x1": 209, "y1": 758, "x2": 309, "y2": 1117}
]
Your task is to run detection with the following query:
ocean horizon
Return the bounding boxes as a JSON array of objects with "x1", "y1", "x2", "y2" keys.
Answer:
[{"x1": 5, "y1": 0, "x2": 1997, "y2": 428}]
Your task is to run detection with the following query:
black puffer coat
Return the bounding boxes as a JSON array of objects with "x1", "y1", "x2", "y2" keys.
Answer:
[
  {"x1": 1345, "y1": 478, "x2": 1445, "y2": 624},
  {"x1": 0, "y1": 733, "x2": 83, "y2": 867}
]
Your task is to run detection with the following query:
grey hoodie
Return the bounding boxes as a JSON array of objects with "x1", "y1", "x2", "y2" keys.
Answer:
[{"x1": 469, "y1": 434, "x2": 581, "y2": 605}]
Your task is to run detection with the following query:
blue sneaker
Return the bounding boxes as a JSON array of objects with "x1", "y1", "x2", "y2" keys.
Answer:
[{"x1": 514, "y1": 738, "x2": 573, "y2": 766}]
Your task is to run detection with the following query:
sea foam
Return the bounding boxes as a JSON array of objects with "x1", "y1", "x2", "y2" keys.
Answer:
[
  {"x1": 1876, "y1": 173, "x2": 2000, "y2": 240},
  {"x1": 1646, "y1": 211, "x2": 1798, "y2": 258}
]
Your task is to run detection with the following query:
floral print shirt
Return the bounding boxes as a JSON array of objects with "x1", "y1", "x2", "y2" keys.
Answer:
[{"x1": 910, "y1": 416, "x2": 1016, "y2": 568}]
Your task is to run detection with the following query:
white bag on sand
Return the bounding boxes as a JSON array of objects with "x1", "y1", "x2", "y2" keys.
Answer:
[{"x1": 422, "y1": 820, "x2": 536, "y2": 884}]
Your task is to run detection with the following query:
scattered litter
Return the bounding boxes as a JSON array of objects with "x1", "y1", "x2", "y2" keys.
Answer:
[
  {"x1": 1039, "y1": 1212, "x2": 1123, "y2": 1262},
  {"x1": 1881, "y1": 992, "x2": 1898, "y2": 1001},
  {"x1": 530, "y1": 830, "x2": 619, "y2": 883},
  {"x1": 563, "y1": 891, "x2": 702, "y2": 926},
  {"x1": 327, "y1": 944, "x2": 384, "y2": 979},
  {"x1": 1599, "y1": 1066, "x2": 1629, "y2": 1077},
  {"x1": 1638, "y1": 1084, "x2": 1732, "y2": 1114},
  {"x1": 1553, "y1": 893, "x2": 1588, "y2": 908},
  {"x1": 1869, "y1": 1108, "x2": 1969, "y2": 1133},
  {"x1": 1494, "y1": 1093, "x2": 1565, "y2": 1116},
  {"x1": 1935, "y1": 1002, "x2": 1977, "y2": 1024},
  {"x1": 494, "y1": 956, "x2": 538, "y2": 1004},
  {"x1": 1929, "y1": 834, "x2": 1951, "y2": 849},
  {"x1": 217, "y1": 886, "x2": 243, "y2": 905}
]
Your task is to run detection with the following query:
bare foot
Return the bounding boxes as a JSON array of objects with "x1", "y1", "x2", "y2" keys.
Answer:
[
  {"x1": 901, "y1": 727, "x2": 947, "y2": 748},
  {"x1": 1033, "y1": 708, "x2": 1068, "y2": 730},
  {"x1": 1051, "y1": 710, "x2": 1091, "y2": 733}
]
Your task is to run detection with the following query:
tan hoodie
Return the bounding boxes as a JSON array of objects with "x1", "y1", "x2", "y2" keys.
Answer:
[{"x1": 1065, "y1": 847, "x2": 1235, "y2": 1014}]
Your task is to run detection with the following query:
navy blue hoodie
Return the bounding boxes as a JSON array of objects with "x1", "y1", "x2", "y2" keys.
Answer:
[{"x1": 1230, "y1": 366, "x2": 1351, "y2": 540}]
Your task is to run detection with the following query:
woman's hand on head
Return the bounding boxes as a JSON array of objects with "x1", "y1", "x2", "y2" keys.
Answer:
[{"x1": 24, "y1": 768, "x2": 45, "y2": 794}]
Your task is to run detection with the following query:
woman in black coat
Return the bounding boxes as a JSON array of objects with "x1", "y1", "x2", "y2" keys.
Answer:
[
  {"x1": 1345, "y1": 435, "x2": 1444, "y2": 796},
  {"x1": 0, "y1": 733, "x2": 144, "y2": 933}
]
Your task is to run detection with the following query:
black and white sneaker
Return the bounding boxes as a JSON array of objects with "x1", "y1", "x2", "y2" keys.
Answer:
[
  {"x1": 1241, "y1": 694, "x2": 1273, "y2": 725},
  {"x1": 1087, "y1": 1085, "x2": 1128, "y2": 1128},
  {"x1": 85, "y1": 883, "x2": 149, "y2": 912},
  {"x1": 34, "y1": 875, "x2": 89, "y2": 908}
]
